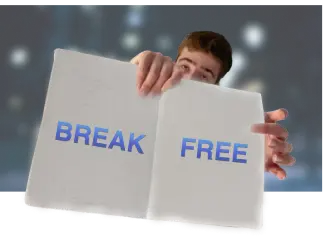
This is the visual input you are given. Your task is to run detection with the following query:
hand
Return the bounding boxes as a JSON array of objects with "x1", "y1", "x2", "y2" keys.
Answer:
[
  {"x1": 251, "y1": 108, "x2": 295, "y2": 180},
  {"x1": 130, "y1": 51, "x2": 185, "y2": 96}
]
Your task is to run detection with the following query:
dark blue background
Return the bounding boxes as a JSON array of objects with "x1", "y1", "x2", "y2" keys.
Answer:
[{"x1": 0, "y1": 5, "x2": 321, "y2": 191}]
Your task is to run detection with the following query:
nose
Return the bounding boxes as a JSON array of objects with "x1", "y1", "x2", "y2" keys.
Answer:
[{"x1": 183, "y1": 67, "x2": 201, "y2": 81}]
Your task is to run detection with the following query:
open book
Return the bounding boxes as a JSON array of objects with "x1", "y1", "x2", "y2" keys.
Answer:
[{"x1": 25, "y1": 49, "x2": 265, "y2": 229}]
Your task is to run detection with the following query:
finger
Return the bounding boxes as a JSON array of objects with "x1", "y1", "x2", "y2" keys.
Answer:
[
  {"x1": 136, "y1": 51, "x2": 155, "y2": 91},
  {"x1": 265, "y1": 162, "x2": 287, "y2": 180},
  {"x1": 151, "y1": 59, "x2": 173, "y2": 95},
  {"x1": 268, "y1": 138, "x2": 293, "y2": 154},
  {"x1": 251, "y1": 123, "x2": 288, "y2": 139},
  {"x1": 267, "y1": 164, "x2": 287, "y2": 180},
  {"x1": 272, "y1": 153, "x2": 296, "y2": 166},
  {"x1": 161, "y1": 66, "x2": 185, "y2": 92},
  {"x1": 265, "y1": 108, "x2": 288, "y2": 123},
  {"x1": 140, "y1": 54, "x2": 164, "y2": 96},
  {"x1": 130, "y1": 52, "x2": 141, "y2": 65}
]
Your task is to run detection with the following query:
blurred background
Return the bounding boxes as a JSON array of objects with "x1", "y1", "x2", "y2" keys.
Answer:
[{"x1": 0, "y1": 5, "x2": 321, "y2": 191}]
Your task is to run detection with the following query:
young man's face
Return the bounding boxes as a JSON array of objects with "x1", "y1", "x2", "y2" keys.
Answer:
[{"x1": 176, "y1": 47, "x2": 223, "y2": 85}]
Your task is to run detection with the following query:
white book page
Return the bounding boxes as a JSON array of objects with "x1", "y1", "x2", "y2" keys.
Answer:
[
  {"x1": 26, "y1": 50, "x2": 160, "y2": 219},
  {"x1": 148, "y1": 80, "x2": 265, "y2": 229}
]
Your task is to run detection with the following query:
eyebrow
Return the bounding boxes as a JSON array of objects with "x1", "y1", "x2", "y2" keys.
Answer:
[{"x1": 178, "y1": 57, "x2": 215, "y2": 78}]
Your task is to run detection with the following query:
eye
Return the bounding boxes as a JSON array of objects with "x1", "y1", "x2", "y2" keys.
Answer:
[
  {"x1": 201, "y1": 74, "x2": 208, "y2": 80},
  {"x1": 181, "y1": 64, "x2": 189, "y2": 72}
]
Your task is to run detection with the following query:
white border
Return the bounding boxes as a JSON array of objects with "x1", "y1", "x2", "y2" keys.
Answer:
[{"x1": 20, "y1": 192, "x2": 271, "y2": 236}]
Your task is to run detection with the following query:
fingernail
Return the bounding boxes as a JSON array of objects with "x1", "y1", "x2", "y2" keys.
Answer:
[
  {"x1": 270, "y1": 170, "x2": 278, "y2": 176},
  {"x1": 279, "y1": 175, "x2": 286, "y2": 180},
  {"x1": 281, "y1": 108, "x2": 289, "y2": 118},
  {"x1": 140, "y1": 87, "x2": 147, "y2": 96},
  {"x1": 268, "y1": 139, "x2": 277, "y2": 147},
  {"x1": 273, "y1": 154, "x2": 280, "y2": 163},
  {"x1": 250, "y1": 124, "x2": 261, "y2": 132},
  {"x1": 151, "y1": 89, "x2": 161, "y2": 95},
  {"x1": 274, "y1": 170, "x2": 286, "y2": 180}
]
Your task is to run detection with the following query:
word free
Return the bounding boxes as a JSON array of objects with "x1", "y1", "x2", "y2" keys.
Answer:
[{"x1": 181, "y1": 137, "x2": 248, "y2": 163}]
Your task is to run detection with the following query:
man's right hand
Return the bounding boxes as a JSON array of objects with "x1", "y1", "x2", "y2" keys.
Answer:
[{"x1": 130, "y1": 51, "x2": 185, "y2": 96}]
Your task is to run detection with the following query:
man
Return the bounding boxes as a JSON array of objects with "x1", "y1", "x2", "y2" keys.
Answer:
[{"x1": 130, "y1": 31, "x2": 295, "y2": 180}]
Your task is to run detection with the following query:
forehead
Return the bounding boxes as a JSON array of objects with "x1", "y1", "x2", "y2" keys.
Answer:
[{"x1": 177, "y1": 47, "x2": 222, "y2": 75}]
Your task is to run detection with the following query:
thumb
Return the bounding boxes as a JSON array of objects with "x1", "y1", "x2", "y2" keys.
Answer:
[{"x1": 266, "y1": 163, "x2": 287, "y2": 180}]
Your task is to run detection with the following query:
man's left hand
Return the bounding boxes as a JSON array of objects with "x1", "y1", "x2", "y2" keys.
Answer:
[{"x1": 251, "y1": 108, "x2": 295, "y2": 180}]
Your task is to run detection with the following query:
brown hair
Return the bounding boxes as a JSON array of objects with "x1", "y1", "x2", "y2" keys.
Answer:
[{"x1": 177, "y1": 31, "x2": 233, "y2": 84}]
